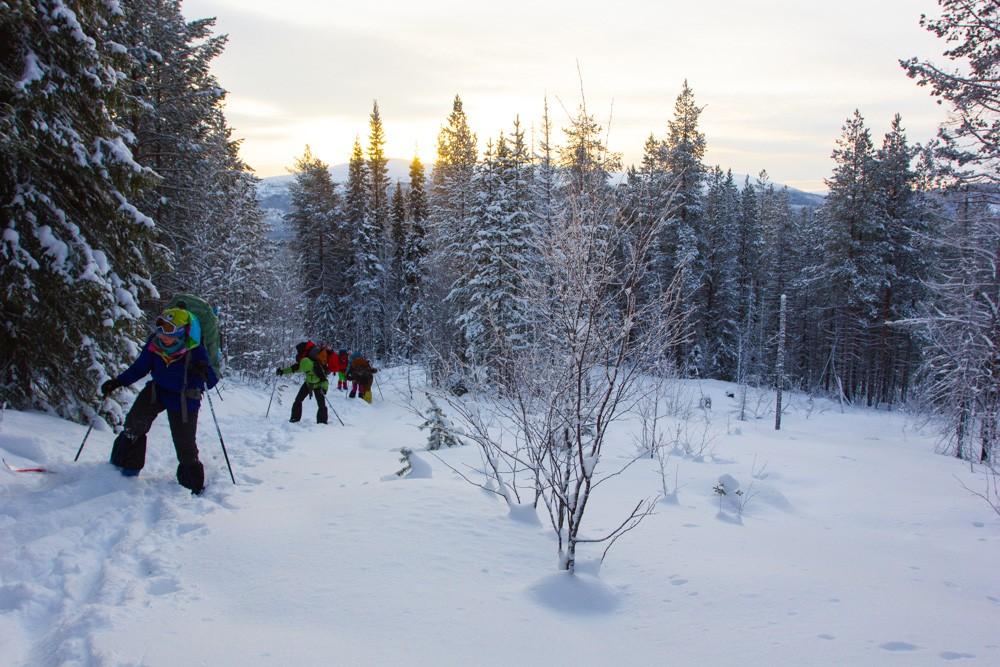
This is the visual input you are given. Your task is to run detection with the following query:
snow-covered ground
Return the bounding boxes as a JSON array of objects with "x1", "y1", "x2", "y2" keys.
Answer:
[{"x1": 2, "y1": 370, "x2": 998, "y2": 666}]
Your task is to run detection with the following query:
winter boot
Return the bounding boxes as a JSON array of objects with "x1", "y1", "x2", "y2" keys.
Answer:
[
  {"x1": 110, "y1": 430, "x2": 146, "y2": 475},
  {"x1": 177, "y1": 461, "x2": 205, "y2": 494}
]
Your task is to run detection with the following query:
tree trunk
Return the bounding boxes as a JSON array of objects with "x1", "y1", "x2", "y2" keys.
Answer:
[{"x1": 775, "y1": 294, "x2": 786, "y2": 430}]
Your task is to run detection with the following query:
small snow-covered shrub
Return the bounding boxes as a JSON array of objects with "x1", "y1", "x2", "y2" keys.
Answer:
[
  {"x1": 396, "y1": 447, "x2": 413, "y2": 477},
  {"x1": 419, "y1": 394, "x2": 463, "y2": 450}
]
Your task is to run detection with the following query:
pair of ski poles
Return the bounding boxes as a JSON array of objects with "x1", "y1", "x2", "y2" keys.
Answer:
[
  {"x1": 76, "y1": 390, "x2": 236, "y2": 485},
  {"x1": 266, "y1": 378, "x2": 344, "y2": 426}
]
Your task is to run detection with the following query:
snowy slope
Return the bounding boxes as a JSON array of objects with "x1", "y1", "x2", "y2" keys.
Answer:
[{"x1": 1, "y1": 372, "x2": 997, "y2": 666}]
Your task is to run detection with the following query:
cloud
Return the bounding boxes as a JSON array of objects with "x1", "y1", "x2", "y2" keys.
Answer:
[
  {"x1": 224, "y1": 96, "x2": 284, "y2": 119},
  {"x1": 185, "y1": 0, "x2": 951, "y2": 182}
]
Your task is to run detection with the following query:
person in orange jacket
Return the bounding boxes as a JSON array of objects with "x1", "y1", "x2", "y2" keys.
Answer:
[{"x1": 346, "y1": 352, "x2": 378, "y2": 402}]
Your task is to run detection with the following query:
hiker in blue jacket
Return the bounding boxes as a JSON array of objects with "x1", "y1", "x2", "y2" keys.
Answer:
[{"x1": 101, "y1": 307, "x2": 218, "y2": 494}]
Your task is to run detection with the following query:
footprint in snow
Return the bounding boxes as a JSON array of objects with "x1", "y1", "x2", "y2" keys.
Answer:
[
  {"x1": 147, "y1": 577, "x2": 180, "y2": 596},
  {"x1": 174, "y1": 522, "x2": 205, "y2": 537},
  {"x1": 940, "y1": 651, "x2": 976, "y2": 661},
  {"x1": 879, "y1": 641, "x2": 920, "y2": 652}
]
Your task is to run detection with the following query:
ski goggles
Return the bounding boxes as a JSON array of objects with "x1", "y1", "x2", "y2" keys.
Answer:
[{"x1": 155, "y1": 316, "x2": 187, "y2": 336}]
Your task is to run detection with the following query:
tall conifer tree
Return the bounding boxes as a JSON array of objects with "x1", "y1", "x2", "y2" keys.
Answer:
[
  {"x1": 428, "y1": 95, "x2": 478, "y2": 370},
  {"x1": 1, "y1": 0, "x2": 158, "y2": 419},
  {"x1": 403, "y1": 156, "x2": 429, "y2": 360},
  {"x1": 661, "y1": 81, "x2": 706, "y2": 372},
  {"x1": 287, "y1": 146, "x2": 340, "y2": 343},
  {"x1": 355, "y1": 102, "x2": 389, "y2": 356}
]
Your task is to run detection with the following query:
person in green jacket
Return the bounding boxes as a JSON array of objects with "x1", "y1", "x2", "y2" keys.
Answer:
[{"x1": 277, "y1": 341, "x2": 329, "y2": 424}]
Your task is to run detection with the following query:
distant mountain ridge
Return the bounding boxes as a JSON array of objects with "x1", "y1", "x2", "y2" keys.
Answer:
[
  {"x1": 257, "y1": 159, "x2": 412, "y2": 240},
  {"x1": 257, "y1": 160, "x2": 825, "y2": 240}
]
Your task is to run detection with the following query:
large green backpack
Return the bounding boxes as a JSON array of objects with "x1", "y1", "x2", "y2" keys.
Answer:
[{"x1": 167, "y1": 293, "x2": 223, "y2": 378}]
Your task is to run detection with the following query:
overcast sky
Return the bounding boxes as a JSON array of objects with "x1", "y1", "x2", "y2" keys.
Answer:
[{"x1": 182, "y1": 0, "x2": 950, "y2": 192}]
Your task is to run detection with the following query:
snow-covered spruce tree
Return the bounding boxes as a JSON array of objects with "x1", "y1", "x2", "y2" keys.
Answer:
[
  {"x1": 810, "y1": 111, "x2": 931, "y2": 406},
  {"x1": 735, "y1": 176, "x2": 764, "y2": 358},
  {"x1": 111, "y1": 1, "x2": 228, "y2": 301},
  {"x1": 619, "y1": 132, "x2": 675, "y2": 328},
  {"x1": 699, "y1": 167, "x2": 740, "y2": 379},
  {"x1": 532, "y1": 97, "x2": 560, "y2": 245},
  {"x1": 358, "y1": 100, "x2": 389, "y2": 358},
  {"x1": 419, "y1": 393, "x2": 462, "y2": 450},
  {"x1": 450, "y1": 139, "x2": 499, "y2": 372},
  {"x1": 814, "y1": 111, "x2": 887, "y2": 403},
  {"x1": 559, "y1": 95, "x2": 621, "y2": 217},
  {"x1": 341, "y1": 137, "x2": 368, "y2": 345},
  {"x1": 286, "y1": 146, "x2": 341, "y2": 344},
  {"x1": 252, "y1": 245, "x2": 302, "y2": 379},
  {"x1": 402, "y1": 155, "x2": 429, "y2": 361},
  {"x1": 199, "y1": 137, "x2": 285, "y2": 380},
  {"x1": 452, "y1": 121, "x2": 534, "y2": 381},
  {"x1": 791, "y1": 204, "x2": 827, "y2": 389},
  {"x1": 1, "y1": 0, "x2": 158, "y2": 421},
  {"x1": 760, "y1": 184, "x2": 800, "y2": 383},
  {"x1": 498, "y1": 118, "x2": 535, "y2": 357},
  {"x1": 111, "y1": 0, "x2": 283, "y2": 378},
  {"x1": 426, "y1": 95, "x2": 477, "y2": 382},
  {"x1": 555, "y1": 94, "x2": 622, "y2": 309},
  {"x1": 387, "y1": 181, "x2": 407, "y2": 358},
  {"x1": 660, "y1": 80, "x2": 706, "y2": 374},
  {"x1": 901, "y1": 0, "x2": 999, "y2": 461},
  {"x1": 870, "y1": 115, "x2": 928, "y2": 404}
]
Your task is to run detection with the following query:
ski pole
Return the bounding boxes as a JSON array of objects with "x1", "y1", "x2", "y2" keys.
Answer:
[
  {"x1": 265, "y1": 379, "x2": 279, "y2": 419},
  {"x1": 324, "y1": 394, "x2": 345, "y2": 426},
  {"x1": 375, "y1": 374, "x2": 384, "y2": 400},
  {"x1": 75, "y1": 398, "x2": 106, "y2": 462},
  {"x1": 206, "y1": 391, "x2": 236, "y2": 484},
  {"x1": 74, "y1": 423, "x2": 94, "y2": 462}
]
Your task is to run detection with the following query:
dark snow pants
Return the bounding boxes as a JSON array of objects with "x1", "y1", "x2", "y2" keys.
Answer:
[
  {"x1": 290, "y1": 383, "x2": 327, "y2": 424},
  {"x1": 349, "y1": 370, "x2": 373, "y2": 399},
  {"x1": 110, "y1": 383, "x2": 205, "y2": 492}
]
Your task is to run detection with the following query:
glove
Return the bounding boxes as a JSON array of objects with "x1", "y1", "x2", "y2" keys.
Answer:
[
  {"x1": 192, "y1": 360, "x2": 209, "y2": 380},
  {"x1": 321, "y1": 380, "x2": 329, "y2": 392},
  {"x1": 276, "y1": 367, "x2": 283, "y2": 376},
  {"x1": 101, "y1": 379, "x2": 121, "y2": 396}
]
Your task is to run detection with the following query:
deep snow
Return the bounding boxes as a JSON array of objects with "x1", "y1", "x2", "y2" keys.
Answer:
[{"x1": 1, "y1": 370, "x2": 998, "y2": 666}]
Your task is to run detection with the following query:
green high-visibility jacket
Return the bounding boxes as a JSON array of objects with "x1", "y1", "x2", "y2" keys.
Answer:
[{"x1": 280, "y1": 357, "x2": 327, "y2": 389}]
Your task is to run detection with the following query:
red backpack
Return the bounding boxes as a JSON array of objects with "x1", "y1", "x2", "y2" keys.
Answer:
[{"x1": 336, "y1": 350, "x2": 349, "y2": 373}]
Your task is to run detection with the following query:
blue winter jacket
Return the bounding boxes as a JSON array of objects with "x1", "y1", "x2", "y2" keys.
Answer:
[{"x1": 116, "y1": 337, "x2": 219, "y2": 413}]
